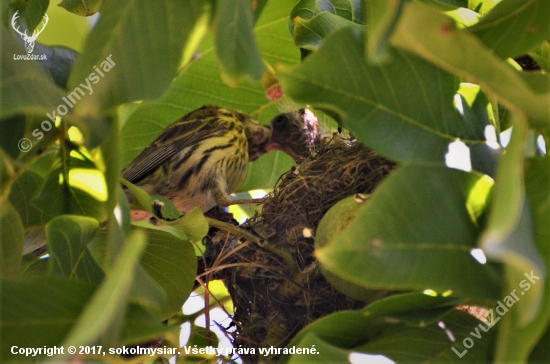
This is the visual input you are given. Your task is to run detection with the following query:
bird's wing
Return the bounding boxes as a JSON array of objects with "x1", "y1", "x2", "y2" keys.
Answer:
[{"x1": 122, "y1": 116, "x2": 213, "y2": 184}]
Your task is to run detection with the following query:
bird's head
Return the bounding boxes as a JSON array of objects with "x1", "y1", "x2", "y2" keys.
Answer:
[{"x1": 264, "y1": 109, "x2": 320, "y2": 160}]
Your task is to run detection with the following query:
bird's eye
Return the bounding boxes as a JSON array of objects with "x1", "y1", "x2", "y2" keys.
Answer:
[{"x1": 272, "y1": 115, "x2": 287, "y2": 130}]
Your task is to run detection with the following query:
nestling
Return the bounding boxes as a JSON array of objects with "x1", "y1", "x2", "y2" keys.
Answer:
[{"x1": 264, "y1": 108, "x2": 321, "y2": 161}]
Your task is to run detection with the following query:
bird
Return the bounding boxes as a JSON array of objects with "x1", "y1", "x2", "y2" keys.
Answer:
[
  {"x1": 122, "y1": 105, "x2": 272, "y2": 221},
  {"x1": 264, "y1": 108, "x2": 321, "y2": 161}
]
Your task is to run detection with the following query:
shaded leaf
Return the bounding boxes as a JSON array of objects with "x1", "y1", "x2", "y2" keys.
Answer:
[
  {"x1": 8, "y1": 170, "x2": 45, "y2": 228},
  {"x1": 138, "y1": 228, "x2": 197, "y2": 319},
  {"x1": 0, "y1": 202, "x2": 25, "y2": 279},
  {"x1": 214, "y1": 0, "x2": 264, "y2": 83},
  {"x1": 69, "y1": 0, "x2": 209, "y2": 112},
  {"x1": 33, "y1": 43, "x2": 79, "y2": 89},
  {"x1": 0, "y1": 114, "x2": 26, "y2": 159},
  {"x1": 62, "y1": 230, "x2": 146, "y2": 349},
  {"x1": 366, "y1": 0, "x2": 406, "y2": 61},
  {"x1": 58, "y1": 0, "x2": 102, "y2": 17},
  {"x1": 0, "y1": 276, "x2": 96, "y2": 362},
  {"x1": 46, "y1": 215, "x2": 103, "y2": 283},
  {"x1": 282, "y1": 293, "x2": 488, "y2": 363}
]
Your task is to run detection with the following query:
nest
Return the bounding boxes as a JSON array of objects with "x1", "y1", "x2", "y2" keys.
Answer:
[{"x1": 213, "y1": 134, "x2": 396, "y2": 363}]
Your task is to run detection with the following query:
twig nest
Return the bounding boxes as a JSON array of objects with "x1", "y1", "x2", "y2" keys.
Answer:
[{"x1": 217, "y1": 134, "x2": 396, "y2": 363}]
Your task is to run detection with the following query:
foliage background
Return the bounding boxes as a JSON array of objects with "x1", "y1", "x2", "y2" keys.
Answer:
[{"x1": 0, "y1": 0, "x2": 548, "y2": 363}]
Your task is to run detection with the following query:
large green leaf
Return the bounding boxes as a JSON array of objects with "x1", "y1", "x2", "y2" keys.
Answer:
[
  {"x1": 366, "y1": 0, "x2": 405, "y2": 61},
  {"x1": 1, "y1": 27, "x2": 65, "y2": 119},
  {"x1": 480, "y1": 117, "x2": 545, "y2": 329},
  {"x1": 493, "y1": 156, "x2": 550, "y2": 362},
  {"x1": 470, "y1": 0, "x2": 550, "y2": 59},
  {"x1": 137, "y1": 227, "x2": 197, "y2": 319},
  {"x1": 46, "y1": 215, "x2": 103, "y2": 283},
  {"x1": 89, "y1": 225, "x2": 198, "y2": 320},
  {"x1": 214, "y1": 0, "x2": 264, "y2": 83},
  {"x1": 316, "y1": 164, "x2": 502, "y2": 303},
  {"x1": 0, "y1": 202, "x2": 25, "y2": 279},
  {"x1": 0, "y1": 277, "x2": 96, "y2": 362},
  {"x1": 390, "y1": 2, "x2": 550, "y2": 128},
  {"x1": 68, "y1": 0, "x2": 210, "y2": 112},
  {"x1": 0, "y1": 276, "x2": 167, "y2": 362},
  {"x1": 279, "y1": 26, "x2": 497, "y2": 164},
  {"x1": 281, "y1": 293, "x2": 489, "y2": 363},
  {"x1": 61, "y1": 230, "x2": 146, "y2": 350}
]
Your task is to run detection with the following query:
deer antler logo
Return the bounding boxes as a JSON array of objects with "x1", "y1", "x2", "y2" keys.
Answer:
[{"x1": 11, "y1": 11, "x2": 49, "y2": 54}]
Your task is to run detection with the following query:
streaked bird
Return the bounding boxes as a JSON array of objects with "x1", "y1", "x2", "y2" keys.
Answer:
[{"x1": 123, "y1": 105, "x2": 271, "y2": 220}]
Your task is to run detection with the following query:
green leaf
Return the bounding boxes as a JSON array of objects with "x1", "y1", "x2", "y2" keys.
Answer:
[
  {"x1": 119, "y1": 304, "x2": 167, "y2": 345},
  {"x1": 69, "y1": 0, "x2": 210, "y2": 112},
  {"x1": 61, "y1": 230, "x2": 146, "y2": 349},
  {"x1": 492, "y1": 156, "x2": 550, "y2": 362},
  {"x1": 366, "y1": 0, "x2": 406, "y2": 61},
  {"x1": 0, "y1": 276, "x2": 96, "y2": 362},
  {"x1": 1, "y1": 27, "x2": 66, "y2": 119},
  {"x1": 292, "y1": 12, "x2": 363, "y2": 50},
  {"x1": 137, "y1": 228, "x2": 197, "y2": 319},
  {"x1": 290, "y1": 0, "x2": 365, "y2": 26},
  {"x1": 279, "y1": 27, "x2": 496, "y2": 164},
  {"x1": 128, "y1": 264, "x2": 166, "y2": 313},
  {"x1": 390, "y1": 2, "x2": 550, "y2": 128},
  {"x1": 0, "y1": 202, "x2": 25, "y2": 279},
  {"x1": 0, "y1": 114, "x2": 26, "y2": 162},
  {"x1": 58, "y1": 0, "x2": 102, "y2": 16},
  {"x1": 355, "y1": 310, "x2": 491, "y2": 362},
  {"x1": 470, "y1": 0, "x2": 550, "y2": 59},
  {"x1": 528, "y1": 41, "x2": 550, "y2": 73},
  {"x1": 316, "y1": 164, "x2": 502, "y2": 303},
  {"x1": 8, "y1": 164, "x2": 45, "y2": 229},
  {"x1": 9, "y1": 0, "x2": 50, "y2": 33},
  {"x1": 480, "y1": 117, "x2": 545, "y2": 323},
  {"x1": 89, "y1": 226, "x2": 198, "y2": 320},
  {"x1": 214, "y1": 0, "x2": 264, "y2": 83},
  {"x1": 169, "y1": 206, "x2": 209, "y2": 242},
  {"x1": 45, "y1": 215, "x2": 104, "y2": 283},
  {"x1": 282, "y1": 293, "x2": 488, "y2": 363},
  {"x1": 32, "y1": 157, "x2": 107, "y2": 222}
]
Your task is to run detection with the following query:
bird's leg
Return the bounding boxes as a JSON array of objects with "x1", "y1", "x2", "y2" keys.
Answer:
[
  {"x1": 214, "y1": 185, "x2": 265, "y2": 207},
  {"x1": 226, "y1": 197, "x2": 266, "y2": 206}
]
